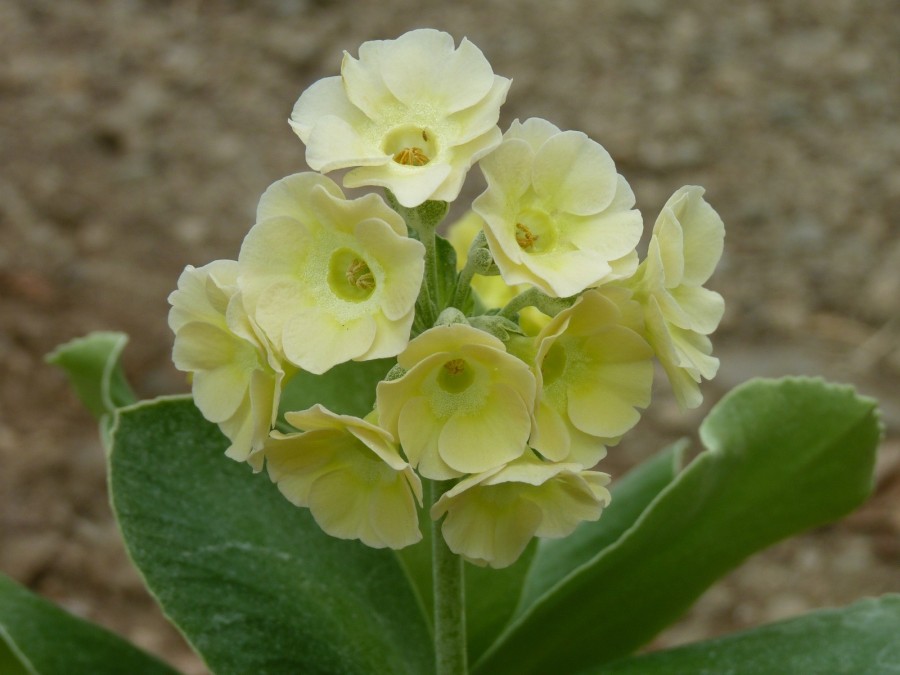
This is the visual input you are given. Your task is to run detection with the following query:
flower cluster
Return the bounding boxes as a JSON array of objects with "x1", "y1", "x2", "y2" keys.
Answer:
[{"x1": 169, "y1": 29, "x2": 725, "y2": 568}]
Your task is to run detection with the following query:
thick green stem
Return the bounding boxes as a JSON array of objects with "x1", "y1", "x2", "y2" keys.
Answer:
[
  {"x1": 419, "y1": 225, "x2": 440, "y2": 327},
  {"x1": 385, "y1": 192, "x2": 449, "y2": 332},
  {"x1": 431, "y1": 480, "x2": 467, "y2": 675}
]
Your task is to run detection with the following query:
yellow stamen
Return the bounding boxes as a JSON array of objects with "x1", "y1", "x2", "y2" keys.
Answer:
[
  {"x1": 515, "y1": 223, "x2": 538, "y2": 249},
  {"x1": 346, "y1": 258, "x2": 375, "y2": 290},
  {"x1": 393, "y1": 146, "x2": 430, "y2": 166},
  {"x1": 443, "y1": 358, "x2": 465, "y2": 375}
]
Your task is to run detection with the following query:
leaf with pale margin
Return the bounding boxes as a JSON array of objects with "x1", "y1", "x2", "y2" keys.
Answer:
[
  {"x1": 0, "y1": 572, "x2": 179, "y2": 675},
  {"x1": 460, "y1": 440, "x2": 684, "y2": 662},
  {"x1": 45, "y1": 332, "x2": 136, "y2": 447},
  {"x1": 475, "y1": 377, "x2": 882, "y2": 675},
  {"x1": 595, "y1": 595, "x2": 900, "y2": 675},
  {"x1": 109, "y1": 397, "x2": 434, "y2": 675},
  {"x1": 518, "y1": 439, "x2": 687, "y2": 612}
]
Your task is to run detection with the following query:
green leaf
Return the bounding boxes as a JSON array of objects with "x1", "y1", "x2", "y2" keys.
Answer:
[
  {"x1": 0, "y1": 637, "x2": 30, "y2": 675},
  {"x1": 595, "y1": 595, "x2": 900, "y2": 675},
  {"x1": 464, "y1": 545, "x2": 537, "y2": 662},
  {"x1": 46, "y1": 332, "x2": 136, "y2": 445},
  {"x1": 109, "y1": 397, "x2": 433, "y2": 675},
  {"x1": 0, "y1": 572, "x2": 179, "y2": 675},
  {"x1": 278, "y1": 358, "x2": 393, "y2": 421},
  {"x1": 518, "y1": 439, "x2": 687, "y2": 612},
  {"x1": 474, "y1": 377, "x2": 882, "y2": 675}
]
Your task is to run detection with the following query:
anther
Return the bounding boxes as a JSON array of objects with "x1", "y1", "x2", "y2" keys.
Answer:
[
  {"x1": 346, "y1": 258, "x2": 375, "y2": 290},
  {"x1": 515, "y1": 223, "x2": 539, "y2": 249},
  {"x1": 443, "y1": 358, "x2": 465, "y2": 375},
  {"x1": 393, "y1": 147, "x2": 430, "y2": 166}
]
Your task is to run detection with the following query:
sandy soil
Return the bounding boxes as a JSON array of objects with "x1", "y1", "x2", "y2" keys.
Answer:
[{"x1": 1, "y1": 1, "x2": 898, "y2": 672}]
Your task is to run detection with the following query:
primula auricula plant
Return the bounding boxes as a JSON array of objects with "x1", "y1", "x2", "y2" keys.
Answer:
[{"x1": 16, "y1": 27, "x2": 895, "y2": 675}]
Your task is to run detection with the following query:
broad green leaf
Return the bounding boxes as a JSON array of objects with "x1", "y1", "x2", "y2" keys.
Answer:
[
  {"x1": 278, "y1": 358, "x2": 393, "y2": 421},
  {"x1": 0, "y1": 637, "x2": 30, "y2": 675},
  {"x1": 45, "y1": 332, "x2": 136, "y2": 445},
  {"x1": 518, "y1": 439, "x2": 687, "y2": 612},
  {"x1": 462, "y1": 441, "x2": 685, "y2": 663},
  {"x1": 464, "y1": 546, "x2": 537, "y2": 662},
  {"x1": 0, "y1": 572, "x2": 179, "y2": 675},
  {"x1": 475, "y1": 377, "x2": 882, "y2": 675},
  {"x1": 595, "y1": 594, "x2": 900, "y2": 675},
  {"x1": 109, "y1": 397, "x2": 433, "y2": 675}
]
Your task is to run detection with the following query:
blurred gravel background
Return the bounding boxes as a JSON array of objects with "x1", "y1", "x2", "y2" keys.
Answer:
[{"x1": 1, "y1": 1, "x2": 898, "y2": 672}]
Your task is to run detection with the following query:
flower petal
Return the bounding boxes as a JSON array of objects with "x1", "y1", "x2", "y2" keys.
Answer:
[
  {"x1": 304, "y1": 115, "x2": 387, "y2": 173},
  {"x1": 282, "y1": 309, "x2": 376, "y2": 375},
  {"x1": 397, "y1": 396, "x2": 461, "y2": 480},
  {"x1": 670, "y1": 186, "x2": 725, "y2": 286},
  {"x1": 340, "y1": 48, "x2": 400, "y2": 121},
  {"x1": 344, "y1": 161, "x2": 452, "y2": 209},
  {"x1": 530, "y1": 398, "x2": 571, "y2": 461},
  {"x1": 289, "y1": 76, "x2": 369, "y2": 143},
  {"x1": 669, "y1": 285, "x2": 725, "y2": 334},
  {"x1": 438, "y1": 385, "x2": 531, "y2": 474},
  {"x1": 532, "y1": 130, "x2": 618, "y2": 216}
]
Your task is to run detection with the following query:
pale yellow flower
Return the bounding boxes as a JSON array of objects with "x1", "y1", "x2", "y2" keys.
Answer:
[
  {"x1": 431, "y1": 450, "x2": 611, "y2": 568},
  {"x1": 238, "y1": 172, "x2": 425, "y2": 375},
  {"x1": 523, "y1": 289, "x2": 654, "y2": 468},
  {"x1": 290, "y1": 28, "x2": 510, "y2": 208},
  {"x1": 168, "y1": 260, "x2": 285, "y2": 468},
  {"x1": 473, "y1": 118, "x2": 642, "y2": 298},
  {"x1": 376, "y1": 323, "x2": 536, "y2": 480},
  {"x1": 265, "y1": 405, "x2": 422, "y2": 550},
  {"x1": 445, "y1": 211, "x2": 549, "y2": 334},
  {"x1": 630, "y1": 186, "x2": 725, "y2": 408}
]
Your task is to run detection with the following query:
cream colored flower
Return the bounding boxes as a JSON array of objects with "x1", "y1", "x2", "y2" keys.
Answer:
[
  {"x1": 168, "y1": 260, "x2": 285, "y2": 468},
  {"x1": 473, "y1": 118, "x2": 642, "y2": 298},
  {"x1": 629, "y1": 186, "x2": 725, "y2": 409},
  {"x1": 238, "y1": 172, "x2": 425, "y2": 375},
  {"x1": 265, "y1": 405, "x2": 422, "y2": 549},
  {"x1": 445, "y1": 211, "x2": 550, "y2": 334},
  {"x1": 523, "y1": 289, "x2": 654, "y2": 468},
  {"x1": 431, "y1": 451, "x2": 611, "y2": 568},
  {"x1": 289, "y1": 28, "x2": 510, "y2": 207},
  {"x1": 376, "y1": 323, "x2": 536, "y2": 480}
]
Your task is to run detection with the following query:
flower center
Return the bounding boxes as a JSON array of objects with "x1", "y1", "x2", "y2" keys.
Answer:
[
  {"x1": 346, "y1": 258, "x2": 375, "y2": 290},
  {"x1": 541, "y1": 342, "x2": 568, "y2": 386},
  {"x1": 327, "y1": 248, "x2": 376, "y2": 302},
  {"x1": 514, "y1": 209, "x2": 557, "y2": 253},
  {"x1": 383, "y1": 125, "x2": 438, "y2": 166},
  {"x1": 437, "y1": 358, "x2": 475, "y2": 393}
]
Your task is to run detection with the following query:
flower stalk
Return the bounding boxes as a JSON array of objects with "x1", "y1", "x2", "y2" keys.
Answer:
[
  {"x1": 386, "y1": 192, "x2": 450, "y2": 332},
  {"x1": 498, "y1": 286, "x2": 577, "y2": 320},
  {"x1": 430, "y1": 479, "x2": 468, "y2": 675}
]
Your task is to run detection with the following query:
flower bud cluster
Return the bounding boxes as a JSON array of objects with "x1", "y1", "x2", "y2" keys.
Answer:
[{"x1": 168, "y1": 29, "x2": 725, "y2": 568}]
